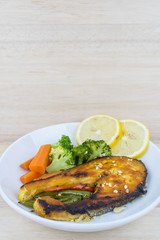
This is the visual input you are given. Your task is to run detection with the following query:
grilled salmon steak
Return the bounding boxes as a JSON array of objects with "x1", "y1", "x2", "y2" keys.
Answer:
[{"x1": 18, "y1": 156, "x2": 147, "y2": 222}]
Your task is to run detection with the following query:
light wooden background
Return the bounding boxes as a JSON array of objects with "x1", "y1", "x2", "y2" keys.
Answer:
[{"x1": 0, "y1": 1, "x2": 160, "y2": 239}]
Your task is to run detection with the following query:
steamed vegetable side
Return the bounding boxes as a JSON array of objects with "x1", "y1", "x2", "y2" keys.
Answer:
[
  {"x1": 19, "y1": 135, "x2": 112, "y2": 183},
  {"x1": 20, "y1": 144, "x2": 52, "y2": 183},
  {"x1": 46, "y1": 136, "x2": 112, "y2": 173}
]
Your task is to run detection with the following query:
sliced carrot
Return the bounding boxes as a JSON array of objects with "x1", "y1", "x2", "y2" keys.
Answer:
[
  {"x1": 20, "y1": 158, "x2": 34, "y2": 170},
  {"x1": 45, "y1": 184, "x2": 95, "y2": 192},
  {"x1": 20, "y1": 171, "x2": 42, "y2": 184},
  {"x1": 35, "y1": 171, "x2": 62, "y2": 180},
  {"x1": 29, "y1": 144, "x2": 51, "y2": 174}
]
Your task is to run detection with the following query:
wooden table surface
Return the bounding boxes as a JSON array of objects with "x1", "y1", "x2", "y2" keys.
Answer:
[{"x1": 0, "y1": 1, "x2": 160, "y2": 239}]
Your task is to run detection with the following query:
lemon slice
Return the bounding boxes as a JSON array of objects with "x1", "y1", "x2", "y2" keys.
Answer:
[
  {"x1": 76, "y1": 114, "x2": 122, "y2": 147},
  {"x1": 111, "y1": 119, "x2": 150, "y2": 158}
]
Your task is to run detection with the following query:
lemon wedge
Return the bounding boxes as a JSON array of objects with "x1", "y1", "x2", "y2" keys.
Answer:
[
  {"x1": 111, "y1": 119, "x2": 150, "y2": 158},
  {"x1": 76, "y1": 114, "x2": 122, "y2": 147}
]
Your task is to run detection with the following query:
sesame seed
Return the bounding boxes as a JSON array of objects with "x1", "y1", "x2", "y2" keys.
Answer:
[
  {"x1": 102, "y1": 184, "x2": 105, "y2": 187},
  {"x1": 118, "y1": 170, "x2": 122, "y2": 174},
  {"x1": 98, "y1": 163, "x2": 103, "y2": 168},
  {"x1": 126, "y1": 189, "x2": 129, "y2": 193},
  {"x1": 113, "y1": 164, "x2": 117, "y2": 166},
  {"x1": 122, "y1": 176, "x2": 126, "y2": 178},
  {"x1": 113, "y1": 190, "x2": 118, "y2": 193},
  {"x1": 109, "y1": 183, "x2": 112, "y2": 187},
  {"x1": 95, "y1": 166, "x2": 99, "y2": 170},
  {"x1": 112, "y1": 161, "x2": 115, "y2": 163},
  {"x1": 113, "y1": 184, "x2": 117, "y2": 188},
  {"x1": 124, "y1": 185, "x2": 128, "y2": 189}
]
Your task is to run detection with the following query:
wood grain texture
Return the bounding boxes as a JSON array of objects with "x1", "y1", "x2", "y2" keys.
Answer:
[{"x1": 0, "y1": 1, "x2": 160, "y2": 239}]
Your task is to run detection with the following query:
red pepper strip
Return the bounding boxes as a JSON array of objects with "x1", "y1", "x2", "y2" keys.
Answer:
[{"x1": 45, "y1": 184, "x2": 95, "y2": 192}]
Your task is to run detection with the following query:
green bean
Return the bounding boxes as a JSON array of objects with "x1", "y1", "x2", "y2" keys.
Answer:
[
  {"x1": 35, "y1": 192, "x2": 61, "y2": 198},
  {"x1": 56, "y1": 190, "x2": 91, "y2": 198},
  {"x1": 22, "y1": 200, "x2": 35, "y2": 208},
  {"x1": 35, "y1": 190, "x2": 91, "y2": 199},
  {"x1": 61, "y1": 195, "x2": 82, "y2": 204},
  {"x1": 21, "y1": 192, "x2": 86, "y2": 209},
  {"x1": 21, "y1": 190, "x2": 91, "y2": 209}
]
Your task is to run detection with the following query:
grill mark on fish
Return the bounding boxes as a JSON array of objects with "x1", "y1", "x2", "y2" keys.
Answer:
[
  {"x1": 38, "y1": 199, "x2": 88, "y2": 215},
  {"x1": 72, "y1": 171, "x2": 88, "y2": 178}
]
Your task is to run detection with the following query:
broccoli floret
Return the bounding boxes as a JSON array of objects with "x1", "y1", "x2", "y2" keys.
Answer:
[
  {"x1": 58, "y1": 135, "x2": 73, "y2": 150},
  {"x1": 72, "y1": 145, "x2": 91, "y2": 165},
  {"x1": 82, "y1": 139, "x2": 112, "y2": 161},
  {"x1": 46, "y1": 146, "x2": 75, "y2": 173},
  {"x1": 72, "y1": 139, "x2": 112, "y2": 165},
  {"x1": 46, "y1": 135, "x2": 74, "y2": 173},
  {"x1": 51, "y1": 135, "x2": 73, "y2": 150}
]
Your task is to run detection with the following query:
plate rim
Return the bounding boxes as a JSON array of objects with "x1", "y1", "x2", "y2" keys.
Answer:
[{"x1": 0, "y1": 122, "x2": 160, "y2": 232}]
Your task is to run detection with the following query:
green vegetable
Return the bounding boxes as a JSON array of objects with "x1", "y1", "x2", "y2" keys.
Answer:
[
  {"x1": 21, "y1": 195, "x2": 82, "y2": 208},
  {"x1": 35, "y1": 190, "x2": 91, "y2": 199},
  {"x1": 72, "y1": 145, "x2": 90, "y2": 165},
  {"x1": 46, "y1": 146, "x2": 75, "y2": 172},
  {"x1": 58, "y1": 135, "x2": 73, "y2": 150},
  {"x1": 35, "y1": 191, "x2": 62, "y2": 198},
  {"x1": 47, "y1": 135, "x2": 75, "y2": 173},
  {"x1": 21, "y1": 200, "x2": 35, "y2": 208},
  {"x1": 82, "y1": 139, "x2": 112, "y2": 162},
  {"x1": 21, "y1": 190, "x2": 91, "y2": 208},
  {"x1": 53, "y1": 190, "x2": 91, "y2": 198},
  {"x1": 60, "y1": 195, "x2": 82, "y2": 204},
  {"x1": 51, "y1": 135, "x2": 73, "y2": 150},
  {"x1": 71, "y1": 139, "x2": 112, "y2": 165},
  {"x1": 46, "y1": 135, "x2": 112, "y2": 173}
]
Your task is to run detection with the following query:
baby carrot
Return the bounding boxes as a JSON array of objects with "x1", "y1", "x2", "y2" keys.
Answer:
[
  {"x1": 20, "y1": 171, "x2": 42, "y2": 184},
  {"x1": 20, "y1": 158, "x2": 34, "y2": 170},
  {"x1": 29, "y1": 144, "x2": 51, "y2": 174}
]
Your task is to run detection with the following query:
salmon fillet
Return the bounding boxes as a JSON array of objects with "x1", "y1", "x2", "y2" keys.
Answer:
[{"x1": 18, "y1": 156, "x2": 147, "y2": 222}]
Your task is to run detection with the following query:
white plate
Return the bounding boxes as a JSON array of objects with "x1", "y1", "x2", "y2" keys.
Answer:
[{"x1": 0, "y1": 122, "x2": 160, "y2": 232}]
